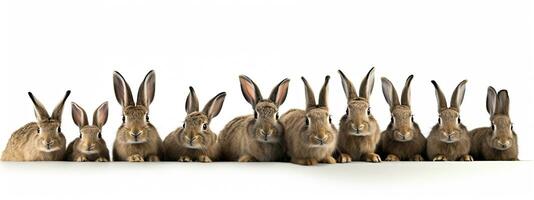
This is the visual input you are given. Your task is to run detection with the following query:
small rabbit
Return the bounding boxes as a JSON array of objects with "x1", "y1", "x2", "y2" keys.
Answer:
[
  {"x1": 426, "y1": 80, "x2": 473, "y2": 161},
  {"x1": 469, "y1": 87, "x2": 518, "y2": 160},
  {"x1": 65, "y1": 102, "x2": 110, "y2": 162},
  {"x1": 218, "y1": 75, "x2": 290, "y2": 162},
  {"x1": 1, "y1": 91, "x2": 70, "y2": 161},
  {"x1": 163, "y1": 87, "x2": 226, "y2": 162},
  {"x1": 281, "y1": 76, "x2": 337, "y2": 166},
  {"x1": 336, "y1": 68, "x2": 381, "y2": 163},
  {"x1": 378, "y1": 75, "x2": 426, "y2": 161},
  {"x1": 112, "y1": 70, "x2": 164, "y2": 162}
]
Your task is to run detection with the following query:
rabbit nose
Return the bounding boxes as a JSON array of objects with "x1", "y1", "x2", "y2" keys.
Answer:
[
  {"x1": 498, "y1": 140, "x2": 511, "y2": 148},
  {"x1": 131, "y1": 130, "x2": 142, "y2": 137},
  {"x1": 314, "y1": 135, "x2": 328, "y2": 145}
]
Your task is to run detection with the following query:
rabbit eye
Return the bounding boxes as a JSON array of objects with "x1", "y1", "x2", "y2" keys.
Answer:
[
  {"x1": 254, "y1": 111, "x2": 258, "y2": 119},
  {"x1": 145, "y1": 115, "x2": 150, "y2": 122},
  {"x1": 367, "y1": 107, "x2": 371, "y2": 115},
  {"x1": 37, "y1": 128, "x2": 40, "y2": 134},
  {"x1": 305, "y1": 118, "x2": 310, "y2": 126},
  {"x1": 182, "y1": 123, "x2": 186, "y2": 128},
  {"x1": 457, "y1": 117, "x2": 461, "y2": 124},
  {"x1": 276, "y1": 113, "x2": 279, "y2": 120},
  {"x1": 122, "y1": 115, "x2": 125, "y2": 123},
  {"x1": 98, "y1": 132, "x2": 102, "y2": 139},
  {"x1": 511, "y1": 124, "x2": 514, "y2": 131},
  {"x1": 328, "y1": 116, "x2": 332, "y2": 124},
  {"x1": 57, "y1": 127, "x2": 61, "y2": 133},
  {"x1": 346, "y1": 108, "x2": 349, "y2": 115},
  {"x1": 411, "y1": 115, "x2": 415, "y2": 122},
  {"x1": 438, "y1": 118, "x2": 441, "y2": 125},
  {"x1": 202, "y1": 124, "x2": 208, "y2": 130},
  {"x1": 491, "y1": 123, "x2": 496, "y2": 131}
]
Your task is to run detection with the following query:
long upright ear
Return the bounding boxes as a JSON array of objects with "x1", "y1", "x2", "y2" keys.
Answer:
[
  {"x1": 401, "y1": 75, "x2": 414, "y2": 107},
  {"x1": 71, "y1": 102, "x2": 89, "y2": 128},
  {"x1": 137, "y1": 70, "x2": 156, "y2": 108},
  {"x1": 338, "y1": 70, "x2": 357, "y2": 100},
  {"x1": 486, "y1": 86, "x2": 497, "y2": 116},
  {"x1": 185, "y1": 87, "x2": 199, "y2": 114},
  {"x1": 28, "y1": 92, "x2": 50, "y2": 122},
  {"x1": 113, "y1": 71, "x2": 135, "y2": 108},
  {"x1": 496, "y1": 90, "x2": 510, "y2": 115},
  {"x1": 431, "y1": 80, "x2": 448, "y2": 112},
  {"x1": 301, "y1": 77, "x2": 317, "y2": 109},
  {"x1": 239, "y1": 75, "x2": 262, "y2": 107},
  {"x1": 451, "y1": 80, "x2": 468, "y2": 110},
  {"x1": 359, "y1": 67, "x2": 376, "y2": 100},
  {"x1": 318, "y1": 76, "x2": 330, "y2": 108},
  {"x1": 93, "y1": 101, "x2": 109, "y2": 128},
  {"x1": 269, "y1": 78, "x2": 290, "y2": 106},
  {"x1": 51, "y1": 90, "x2": 71, "y2": 122},
  {"x1": 202, "y1": 92, "x2": 227, "y2": 120},
  {"x1": 381, "y1": 77, "x2": 400, "y2": 108}
]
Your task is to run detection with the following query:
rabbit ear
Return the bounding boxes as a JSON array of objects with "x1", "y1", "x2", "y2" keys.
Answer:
[
  {"x1": 51, "y1": 90, "x2": 71, "y2": 122},
  {"x1": 381, "y1": 77, "x2": 400, "y2": 108},
  {"x1": 401, "y1": 75, "x2": 414, "y2": 107},
  {"x1": 486, "y1": 86, "x2": 497, "y2": 116},
  {"x1": 451, "y1": 80, "x2": 468, "y2": 110},
  {"x1": 359, "y1": 67, "x2": 376, "y2": 100},
  {"x1": 202, "y1": 92, "x2": 227, "y2": 120},
  {"x1": 496, "y1": 90, "x2": 510, "y2": 115},
  {"x1": 137, "y1": 70, "x2": 156, "y2": 108},
  {"x1": 239, "y1": 75, "x2": 262, "y2": 107},
  {"x1": 338, "y1": 70, "x2": 358, "y2": 100},
  {"x1": 93, "y1": 102, "x2": 109, "y2": 128},
  {"x1": 28, "y1": 92, "x2": 50, "y2": 122},
  {"x1": 431, "y1": 80, "x2": 448, "y2": 112},
  {"x1": 71, "y1": 102, "x2": 89, "y2": 128},
  {"x1": 269, "y1": 78, "x2": 290, "y2": 106},
  {"x1": 113, "y1": 71, "x2": 135, "y2": 108},
  {"x1": 301, "y1": 77, "x2": 317, "y2": 109},
  {"x1": 318, "y1": 76, "x2": 330, "y2": 108},
  {"x1": 185, "y1": 87, "x2": 200, "y2": 114}
]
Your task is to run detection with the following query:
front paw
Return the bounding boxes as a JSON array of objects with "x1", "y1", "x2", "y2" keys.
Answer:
[
  {"x1": 365, "y1": 153, "x2": 382, "y2": 163},
  {"x1": 338, "y1": 153, "x2": 352, "y2": 163},
  {"x1": 96, "y1": 157, "x2": 109, "y2": 162},
  {"x1": 178, "y1": 156, "x2": 192, "y2": 162},
  {"x1": 292, "y1": 158, "x2": 318, "y2": 166},
  {"x1": 385, "y1": 154, "x2": 400, "y2": 161},
  {"x1": 75, "y1": 156, "x2": 88, "y2": 162},
  {"x1": 460, "y1": 155, "x2": 474, "y2": 161},
  {"x1": 127, "y1": 154, "x2": 144, "y2": 162},
  {"x1": 238, "y1": 155, "x2": 256, "y2": 162},
  {"x1": 432, "y1": 155, "x2": 447, "y2": 161},
  {"x1": 322, "y1": 156, "x2": 336, "y2": 164},
  {"x1": 412, "y1": 154, "x2": 425, "y2": 161},
  {"x1": 198, "y1": 155, "x2": 212, "y2": 163}
]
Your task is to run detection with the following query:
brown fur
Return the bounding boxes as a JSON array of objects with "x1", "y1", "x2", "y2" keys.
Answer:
[
  {"x1": 281, "y1": 76, "x2": 337, "y2": 166},
  {"x1": 112, "y1": 71, "x2": 163, "y2": 162},
  {"x1": 469, "y1": 87, "x2": 518, "y2": 160},
  {"x1": 336, "y1": 68, "x2": 381, "y2": 163},
  {"x1": 219, "y1": 75, "x2": 289, "y2": 162},
  {"x1": 426, "y1": 80, "x2": 473, "y2": 161},
  {"x1": 2, "y1": 91, "x2": 70, "y2": 161}
]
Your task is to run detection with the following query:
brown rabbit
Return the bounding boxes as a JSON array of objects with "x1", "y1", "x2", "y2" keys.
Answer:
[
  {"x1": 281, "y1": 76, "x2": 337, "y2": 166},
  {"x1": 163, "y1": 87, "x2": 226, "y2": 162},
  {"x1": 469, "y1": 87, "x2": 518, "y2": 160},
  {"x1": 2, "y1": 91, "x2": 70, "y2": 161},
  {"x1": 65, "y1": 102, "x2": 110, "y2": 162},
  {"x1": 426, "y1": 80, "x2": 473, "y2": 161},
  {"x1": 336, "y1": 68, "x2": 381, "y2": 163},
  {"x1": 218, "y1": 75, "x2": 290, "y2": 162},
  {"x1": 378, "y1": 75, "x2": 426, "y2": 161},
  {"x1": 112, "y1": 70, "x2": 163, "y2": 162}
]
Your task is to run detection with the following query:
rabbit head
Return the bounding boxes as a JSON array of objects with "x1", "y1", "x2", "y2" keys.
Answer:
[
  {"x1": 486, "y1": 87, "x2": 515, "y2": 150},
  {"x1": 431, "y1": 80, "x2": 468, "y2": 143},
  {"x1": 113, "y1": 70, "x2": 156, "y2": 144},
  {"x1": 179, "y1": 87, "x2": 226, "y2": 149},
  {"x1": 338, "y1": 67, "x2": 376, "y2": 136},
  {"x1": 71, "y1": 102, "x2": 108, "y2": 154},
  {"x1": 28, "y1": 91, "x2": 70, "y2": 152},
  {"x1": 381, "y1": 75, "x2": 416, "y2": 142},
  {"x1": 301, "y1": 76, "x2": 336, "y2": 147},
  {"x1": 239, "y1": 75, "x2": 289, "y2": 143}
]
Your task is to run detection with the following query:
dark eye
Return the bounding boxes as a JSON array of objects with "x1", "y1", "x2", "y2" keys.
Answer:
[
  {"x1": 457, "y1": 117, "x2": 461, "y2": 124},
  {"x1": 438, "y1": 118, "x2": 441, "y2": 125},
  {"x1": 367, "y1": 107, "x2": 371, "y2": 115},
  {"x1": 122, "y1": 115, "x2": 125, "y2": 123},
  {"x1": 491, "y1": 123, "x2": 496, "y2": 131},
  {"x1": 98, "y1": 132, "x2": 102, "y2": 139},
  {"x1": 276, "y1": 113, "x2": 279, "y2": 120},
  {"x1": 202, "y1": 124, "x2": 208, "y2": 130},
  {"x1": 57, "y1": 127, "x2": 61, "y2": 133},
  {"x1": 182, "y1": 123, "x2": 186, "y2": 128},
  {"x1": 511, "y1": 124, "x2": 514, "y2": 131},
  {"x1": 254, "y1": 111, "x2": 258, "y2": 119},
  {"x1": 411, "y1": 115, "x2": 415, "y2": 122},
  {"x1": 328, "y1": 116, "x2": 332, "y2": 124},
  {"x1": 346, "y1": 108, "x2": 349, "y2": 115},
  {"x1": 305, "y1": 118, "x2": 310, "y2": 126},
  {"x1": 391, "y1": 116, "x2": 394, "y2": 123},
  {"x1": 146, "y1": 115, "x2": 150, "y2": 122},
  {"x1": 37, "y1": 128, "x2": 40, "y2": 134}
]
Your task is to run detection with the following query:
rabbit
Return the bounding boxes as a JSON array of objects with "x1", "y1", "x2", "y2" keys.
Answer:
[
  {"x1": 218, "y1": 75, "x2": 290, "y2": 162},
  {"x1": 378, "y1": 75, "x2": 426, "y2": 161},
  {"x1": 281, "y1": 76, "x2": 337, "y2": 166},
  {"x1": 112, "y1": 70, "x2": 164, "y2": 162},
  {"x1": 336, "y1": 68, "x2": 381, "y2": 163},
  {"x1": 469, "y1": 87, "x2": 518, "y2": 160},
  {"x1": 163, "y1": 87, "x2": 226, "y2": 162},
  {"x1": 1, "y1": 91, "x2": 70, "y2": 161},
  {"x1": 65, "y1": 102, "x2": 110, "y2": 162},
  {"x1": 426, "y1": 80, "x2": 473, "y2": 161}
]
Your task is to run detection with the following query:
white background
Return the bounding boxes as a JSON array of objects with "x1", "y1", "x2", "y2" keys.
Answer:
[{"x1": 1, "y1": 0, "x2": 533, "y2": 199}]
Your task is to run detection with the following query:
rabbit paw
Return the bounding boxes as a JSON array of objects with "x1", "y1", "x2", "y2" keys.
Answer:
[
  {"x1": 385, "y1": 154, "x2": 400, "y2": 161},
  {"x1": 432, "y1": 155, "x2": 447, "y2": 161},
  {"x1": 412, "y1": 154, "x2": 425, "y2": 161},
  {"x1": 460, "y1": 155, "x2": 474, "y2": 161},
  {"x1": 292, "y1": 158, "x2": 318, "y2": 166},
  {"x1": 147, "y1": 155, "x2": 160, "y2": 162},
  {"x1": 198, "y1": 155, "x2": 212, "y2": 163},
  {"x1": 338, "y1": 153, "x2": 352, "y2": 163},
  {"x1": 365, "y1": 153, "x2": 382, "y2": 163},
  {"x1": 96, "y1": 157, "x2": 109, "y2": 162},
  {"x1": 322, "y1": 156, "x2": 336, "y2": 164},
  {"x1": 238, "y1": 155, "x2": 256, "y2": 162},
  {"x1": 75, "y1": 156, "x2": 88, "y2": 162},
  {"x1": 127, "y1": 154, "x2": 144, "y2": 162},
  {"x1": 178, "y1": 156, "x2": 192, "y2": 162}
]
